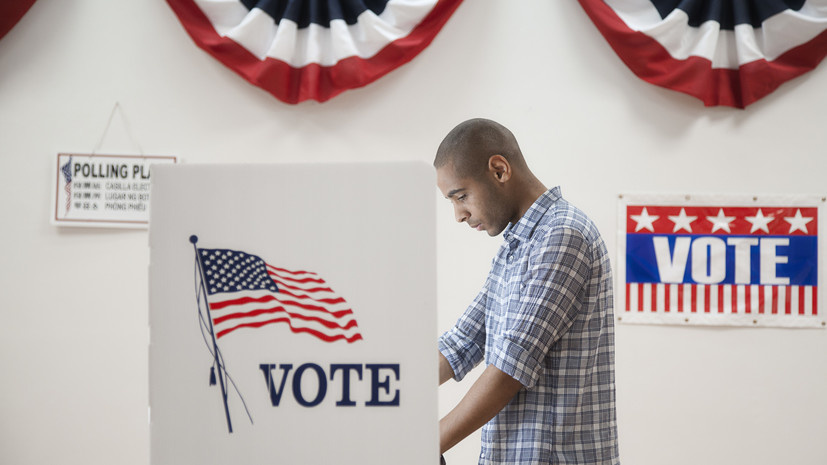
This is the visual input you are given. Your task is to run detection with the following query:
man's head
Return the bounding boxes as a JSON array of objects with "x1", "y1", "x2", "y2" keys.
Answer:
[{"x1": 434, "y1": 118, "x2": 540, "y2": 237}]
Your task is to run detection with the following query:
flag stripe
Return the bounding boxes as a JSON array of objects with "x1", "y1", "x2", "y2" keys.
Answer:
[
  {"x1": 217, "y1": 317, "x2": 363, "y2": 342},
  {"x1": 270, "y1": 275, "x2": 335, "y2": 294},
  {"x1": 210, "y1": 292, "x2": 354, "y2": 317},
  {"x1": 624, "y1": 283, "x2": 819, "y2": 317},
  {"x1": 267, "y1": 269, "x2": 326, "y2": 285},
  {"x1": 213, "y1": 304, "x2": 359, "y2": 330},
  {"x1": 267, "y1": 264, "x2": 318, "y2": 276}
]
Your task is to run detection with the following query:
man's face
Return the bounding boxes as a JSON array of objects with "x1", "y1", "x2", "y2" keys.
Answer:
[{"x1": 436, "y1": 164, "x2": 511, "y2": 237}]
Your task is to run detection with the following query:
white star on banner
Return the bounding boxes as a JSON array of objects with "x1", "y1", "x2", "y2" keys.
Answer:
[
  {"x1": 707, "y1": 209, "x2": 736, "y2": 233},
  {"x1": 668, "y1": 208, "x2": 697, "y2": 232},
  {"x1": 631, "y1": 207, "x2": 659, "y2": 232},
  {"x1": 745, "y1": 209, "x2": 774, "y2": 233},
  {"x1": 784, "y1": 209, "x2": 814, "y2": 233}
]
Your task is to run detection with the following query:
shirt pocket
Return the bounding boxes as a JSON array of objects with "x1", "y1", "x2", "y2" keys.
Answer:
[{"x1": 506, "y1": 253, "x2": 531, "y2": 309}]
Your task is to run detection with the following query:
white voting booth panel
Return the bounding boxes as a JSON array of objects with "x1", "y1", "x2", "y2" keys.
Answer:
[{"x1": 149, "y1": 163, "x2": 437, "y2": 465}]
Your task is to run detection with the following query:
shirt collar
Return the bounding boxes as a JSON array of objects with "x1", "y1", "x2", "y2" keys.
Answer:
[{"x1": 502, "y1": 186, "x2": 561, "y2": 244}]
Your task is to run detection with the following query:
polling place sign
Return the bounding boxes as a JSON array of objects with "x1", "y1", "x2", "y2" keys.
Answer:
[
  {"x1": 52, "y1": 153, "x2": 176, "y2": 228},
  {"x1": 148, "y1": 163, "x2": 437, "y2": 465},
  {"x1": 618, "y1": 194, "x2": 825, "y2": 328}
]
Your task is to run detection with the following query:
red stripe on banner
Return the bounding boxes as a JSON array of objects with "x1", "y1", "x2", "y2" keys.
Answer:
[
  {"x1": 759, "y1": 286, "x2": 765, "y2": 314},
  {"x1": 799, "y1": 287, "x2": 806, "y2": 315},
  {"x1": 217, "y1": 317, "x2": 363, "y2": 342},
  {"x1": 625, "y1": 206, "x2": 818, "y2": 235},
  {"x1": 704, "y1": 284, "x2": 712, "y2": 313},
  {"x1": 744, "y1": 286, "x2": 751, "y2": 314},
  {"x1": 166, "y1": 0, "x2": 464, "y2": 104},
  {"x1": 731, "y1": 285, "x2": 738, "y2": 314},
  {"x1": 772, "y1": 286, "x2": 778, "y2": 314},
  {"x1": 0, "y1": 0, "x2": 36, "y2": 41},
  {"x1": 651, "y1": 284, "x2": 657, "y2": 313},
  {"x1": 677, "y1": 285, "x2": 684, "y2": 313},
  {"x1": 664, "y1": 285, "x2": 670, "y2": 313},
  {"x1": 717, "y1": 285, "x2": 724, "y2": 314},
  {"x1": 692, "y1": 285, "x2": 699, "y2": 313},
  {"x1": 626, "y1": 283, "x2": 630, "y2": 311},
  {"x1": 814, "y1": 288, "x2": 819, "y2": 316},
  {"x1": 785, "y1": 287, "x2": 792, "y2": 315},
  {"x1": 577, "y1": 0, "x2": 827, "y2": 108}
]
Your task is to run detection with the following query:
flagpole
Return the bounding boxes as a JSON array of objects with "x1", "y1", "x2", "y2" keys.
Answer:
[{"x1": 190, "y1": 235, "x2": 233, "y2": 434}]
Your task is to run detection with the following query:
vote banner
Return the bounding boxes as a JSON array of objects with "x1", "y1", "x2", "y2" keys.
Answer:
[
  {"x1": 149, "y1": 163, "x2": 437, "y2": 464},
  {"x1": 617, "y1": 194, "x2": 825, "y2": 328},
  {"x1": 52, "y1": 153, "x2": 176, "y2": 228}
]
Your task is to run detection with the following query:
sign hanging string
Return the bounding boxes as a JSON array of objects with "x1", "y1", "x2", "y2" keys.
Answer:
[{"x1": 91, "y1": 102, "x2": 145, "y2": 156}]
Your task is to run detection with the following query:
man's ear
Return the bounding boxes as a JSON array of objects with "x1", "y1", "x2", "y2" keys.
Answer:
[{"x1": 488, "y1": 155, "x2": 511, "y2": 184}]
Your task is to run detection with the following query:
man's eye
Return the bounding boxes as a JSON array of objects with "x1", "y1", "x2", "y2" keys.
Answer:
[{"x1": 457, "y1": 195, "x2": 467, "y2": 201}]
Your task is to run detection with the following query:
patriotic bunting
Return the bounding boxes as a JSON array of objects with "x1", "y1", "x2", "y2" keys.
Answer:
[
  {"x1": 0, "y1": 0, "x2": 36, "y2": 41},
  {"x1": 578, "y1": 0, "x2": 827, "y2": 108},
  {"x1": 166, "y1": 0, "x2": 463, "y2": 104},
  {"x1": 617, "y1": 194, "x2": 825, "y2": 328}
]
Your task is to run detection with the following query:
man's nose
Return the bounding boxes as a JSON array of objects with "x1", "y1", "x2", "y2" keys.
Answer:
[{"x1": 453, "y1": 204, "x2": 468, "y2": 223}]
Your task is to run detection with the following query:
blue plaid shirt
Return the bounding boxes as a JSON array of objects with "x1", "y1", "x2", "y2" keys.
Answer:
[{"x1": 439, "y1": 187, "x2": 619, "y2": 464}]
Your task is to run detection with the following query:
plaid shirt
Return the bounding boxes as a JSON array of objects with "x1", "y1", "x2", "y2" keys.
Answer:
[{"x1": 439, "y1": 187, "x2": 619, "y2": 464}]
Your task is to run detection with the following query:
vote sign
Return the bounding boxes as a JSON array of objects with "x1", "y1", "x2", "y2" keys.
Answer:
[
  {"x1": 149, "y1": 163, "x2": 437, "y2": 464},
  {"x1": 617, "y1": 194, "x2": 825, "y2": 328}
]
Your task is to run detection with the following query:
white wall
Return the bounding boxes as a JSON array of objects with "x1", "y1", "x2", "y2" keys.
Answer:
[{"x1": 1, "y1": 1, "x2": 825, "y2": 464}]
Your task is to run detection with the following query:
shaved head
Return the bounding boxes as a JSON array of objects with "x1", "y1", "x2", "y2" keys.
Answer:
[{"x1": 434, "y1": 118, "x2": 527, "y2": 179}]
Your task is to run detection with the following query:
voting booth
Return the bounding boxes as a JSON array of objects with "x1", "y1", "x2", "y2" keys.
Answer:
[{"x1": 148, "y1": 163, "x2": 437, "y2": 464}]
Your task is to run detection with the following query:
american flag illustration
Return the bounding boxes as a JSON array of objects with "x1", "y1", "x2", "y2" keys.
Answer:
[
  {"x1": 622, "y1": 204, "x2": 820, "y2": 326},
  {"x1": 196, "y1": 246, "x2": 362, "y2": 343},
  {"x1": 61, "y1": 156, "x2": 72, "y2": 214}
]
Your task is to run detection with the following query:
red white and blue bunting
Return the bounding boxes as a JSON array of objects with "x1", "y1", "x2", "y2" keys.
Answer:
[
  {"x1": 0, "y1": 0, "x2": 36, "y2": 41},
  {"x1": 166, "y1": 0, "x2": 463, "y2": 104},
  {"x1": 578, "y1": 0, "x2": 827, "y2": 108}
]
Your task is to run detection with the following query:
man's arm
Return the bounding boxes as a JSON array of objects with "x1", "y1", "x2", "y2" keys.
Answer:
[
  {"x1": 438, "y1": 352, "x2": 455, "y2": 385},
  {"x1": 439, "y1": 364, "x2": 523, "y2": 454}
]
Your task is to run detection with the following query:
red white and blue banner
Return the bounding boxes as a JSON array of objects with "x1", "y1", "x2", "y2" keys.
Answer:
[
  {"x1": 618, "y1": 194, "x2": 825, "y2": 328},
  {"x1": 578, "y1": 0, "x2": 827, "y2": 108},
  {"x1": 166, "y1": 0, "x2": 463, "y2": 104},
  {"x1": 0, "y1": 0, "x2": 36, "y2": 41}
]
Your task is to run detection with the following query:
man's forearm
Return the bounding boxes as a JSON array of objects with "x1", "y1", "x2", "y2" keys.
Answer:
[
  {"x1": 438, "y1": 352, "x2": 455, "y2": 385},
  {"x1": 439, "y1": 364, "x2": 523, "y2": 454}
]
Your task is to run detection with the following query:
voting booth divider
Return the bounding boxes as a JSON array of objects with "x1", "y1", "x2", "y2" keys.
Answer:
[{"x1": 148, "y1": 163, "x2": 437, "y2": 464}]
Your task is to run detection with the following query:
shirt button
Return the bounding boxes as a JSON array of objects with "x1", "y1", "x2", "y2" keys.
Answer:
[{"x1": 507, "y1": 254, "x2": 513, "y2": 263}]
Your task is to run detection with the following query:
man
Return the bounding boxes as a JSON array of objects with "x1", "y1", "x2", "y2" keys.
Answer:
[{"x1": 435, "y1": 118, "x2": 619, "y2": 464}]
